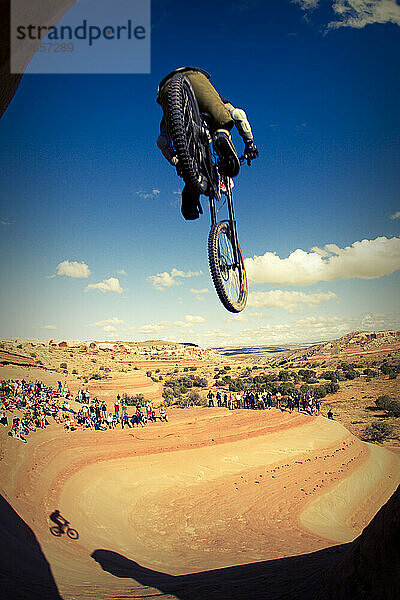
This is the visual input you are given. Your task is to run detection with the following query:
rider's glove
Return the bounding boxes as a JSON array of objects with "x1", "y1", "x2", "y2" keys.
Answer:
[
  {"x1": 244, "y1": 141, "x2": 259, "y2": 161},
  {"x1": 171, "y1": 155, "x2": 183, "y2": 177}
]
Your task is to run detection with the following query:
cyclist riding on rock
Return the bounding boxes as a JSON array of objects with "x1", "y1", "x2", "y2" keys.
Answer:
[{"x1": 157, "y1": 67, "x2": 259, "y2": 220}]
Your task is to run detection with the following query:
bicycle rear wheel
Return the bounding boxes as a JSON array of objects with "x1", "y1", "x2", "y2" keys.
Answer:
[
  {"x1": 208, "y1": 221, "x2": 247, "y2": 313},
  {"x1": 167, "y1": 73, "x2": 208, "y2": 194},
  {"x1": 50, "y1": 526, "x2": 62, "y2": 537}
]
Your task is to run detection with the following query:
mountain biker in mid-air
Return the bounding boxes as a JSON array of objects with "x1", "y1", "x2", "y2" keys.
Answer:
[{"x1": 156, "y1": 67, "x2": 259, "y2": 220}]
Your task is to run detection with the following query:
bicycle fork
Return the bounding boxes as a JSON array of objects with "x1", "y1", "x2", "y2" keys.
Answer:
[{"x1": 209, "y1": 178, "x2": 241, "y2": 269}]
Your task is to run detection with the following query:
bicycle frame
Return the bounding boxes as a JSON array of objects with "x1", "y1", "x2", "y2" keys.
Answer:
[{"x1": 199, "y1": 114, "x2": 242, "y2": 270}]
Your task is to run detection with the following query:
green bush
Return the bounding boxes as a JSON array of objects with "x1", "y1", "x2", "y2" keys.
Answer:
[
  {"x1": 122, "y1": 393, "x2": 144, "y2": 406},
  {"x1": 375, "y1": 395, "x2": 392, "y2": 410},
  {"x1": 363, "y1": 422, "x2": 393, "y2": 443}
]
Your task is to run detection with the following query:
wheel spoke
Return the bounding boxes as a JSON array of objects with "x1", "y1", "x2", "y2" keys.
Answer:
[{"x1": 218, "y1": 232, "x2": 241, "y2": 302}]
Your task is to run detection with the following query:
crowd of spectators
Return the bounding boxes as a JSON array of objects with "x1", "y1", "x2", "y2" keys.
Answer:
[
  {"x1": 206, "y1": 389, "x2": 322, "y2": 415},
  {"x1": 0, "y1": 379, "x2": 168, "y2": 442}
]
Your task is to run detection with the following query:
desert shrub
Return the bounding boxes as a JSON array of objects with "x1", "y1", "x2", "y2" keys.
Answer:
[
  {"x1": 30, "y1": 352, "x2": 36, "y2": 358},
  {"x1": 146, "y1": 371, "x2": 152, "y2": 377},
  {"x1": 155, "y1": 369, "x2": 160, "y2": 373},
  {"x1": 298, "y1": 369, "x2": 317, "y2": 383},
  {"x1": 313, "y1": 385, "x2": 327, "y2": 399},
  {"x1": 387, "y1": 400, "x2": 400, "y2": 417},
  {"x1": 122, "y1": 393, "x2": 144, "y2": 406},
  {"x1": 321, "y1": 371, "x2": 338, "y2": 381},
  {"x1": 72, "y1": 369, "x2": 78, "y2": 375},
  {"x1": 134, "y1": 366, "x2": 139, "y2": 370},
  {"x1": 36, "y1": 360, "x2": 43, "y2": 365},
  {"x1": 188, "y1": 390, "x2": 201, "y2": 405},
  {"x1": 60, "y1": 362, "x2": 67, "y2": 369},
  {"x1": 0, "y1": 343, "x2": 4, "y2": 349},
  {"x1": 278, "y1": 381, "x2": 296, "y2": 395},
  {"x1": 363, "y1": 422, "x2": 393, "y2": 443},
  {"x1": 325, "y1": 382, "x2": 340, "y2": 394},
  {"x1": 376, "y1": 396, "x2": 400, "y2": 417},
  {"x1": 375, "y1": 395, "x2": 392, "y2": 410},
  {"x1": 363, "y1": 368, "x2": 377, "y2": 378},
  {"x1": 89, "y1": 373, "x2": 102, "y2": 380}
]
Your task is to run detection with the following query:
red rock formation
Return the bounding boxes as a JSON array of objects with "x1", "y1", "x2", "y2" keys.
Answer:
[{"x1": 318, "y1": 485, "x2": 400, "y2": 600}]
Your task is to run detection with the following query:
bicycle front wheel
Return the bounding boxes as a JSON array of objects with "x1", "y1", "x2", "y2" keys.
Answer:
[
  {"x1": 67, "y1": 528, "x2": 79, "y2": 540},
  {"x1": 50, "y1": 526, "x2": 62, "y2": 537},
  {"x1": 208, "y1": 222, "x2": 247, "y2": 313}
]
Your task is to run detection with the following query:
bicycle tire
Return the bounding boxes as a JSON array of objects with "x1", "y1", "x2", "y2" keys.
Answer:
[
  {"x1": 67, "y1": 528, "x2": 79, "y2": 540},
  {"x1": 208, "y1": 221, "x2": 247, "y2": 313},
  {"x1": 167, "y1": 73, "x2": 208, "y2": 194},
  {"x1": 50, "y1": 526, "x2": 62, "y2": 537}
]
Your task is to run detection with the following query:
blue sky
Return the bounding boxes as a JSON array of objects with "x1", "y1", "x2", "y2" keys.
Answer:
[{"x1": 1, "y1": 0, "x2": 399, "y2": 346}]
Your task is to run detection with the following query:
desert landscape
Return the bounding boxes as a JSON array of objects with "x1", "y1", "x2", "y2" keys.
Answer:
[{"x1": 0, "y1": 331, "x2": 399, "y2": 599}]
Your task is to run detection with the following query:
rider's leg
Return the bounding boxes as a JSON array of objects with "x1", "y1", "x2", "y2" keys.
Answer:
[
  {"x1": 185, "y1": 72, "x2": 240, "y2": 177},
  {"x1": 181, "y1": 185, "x2": 201, "y2": 221}
]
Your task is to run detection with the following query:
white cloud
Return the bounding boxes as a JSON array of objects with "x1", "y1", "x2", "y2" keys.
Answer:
[
  {"x1": 328, "y1": 0, "x2": 400, "y2": 30},
  {"x1": 1, "y1": 218, "x2": 13, "y2": 226},
  {"x1": 247, "y1": 290, "x2": 337, "y2": 312},
  {"x1": 293, "y1": 0, "x2": 400, "y2": 29},
  {"x1": 91, "y1": 317, "x2": 124, "y2": 328},
  {"x1": 390, "y1": 211, "x2": 400, "y2": 220},
  {"x1": 137, "y1": 323, "x2": 166, "y2": 334},
  {"x1": 103, "y1": 325, "x2": 117, "y2": 333},
  {"x1": 148, "y1": 268, "x2": 203, "y2": 290},
  {"x1": 42, "y1": 324, "x2": 57, "y2": 330},
  {"x1": 190, "y1": 287, "x2": 210, "y2": 301},
  {"x1": 136, "y1": 189, "x2": 161, "y2": 200},
  {"x1": 56, "y1": 260, "x2": 91, "y2": 279},
  {"x1": 292, "y1": 0, "x2": 319, "y2": 9},
  {"x1": 173, "y1": 320, "x2": 191, "y2": 328},
  {"x1": 227, "y1": 314, "x2": 250, "y2": 322},
  {"x1": 184, "y1": 314, "x2": 206, "y2": 324},
  {"x1": 117, "y1": 269, "x2": 127, "y2": 275},
  {"x1": 85, "y1": 277, "x2": 124, "y2": 294},
  {"x1": 226, "y1": 311, "x2": 269, "y2": 323},
  {"x1": 245, "y1": 237, "x2": 400, "y2": 286}
]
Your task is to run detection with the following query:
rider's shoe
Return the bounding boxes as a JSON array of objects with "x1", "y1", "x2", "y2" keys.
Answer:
[
  {"x1": 213, "y1": 131, "x2": 240, "y2": 178},
  {"x1": 181, "y1": 186, "x2": 202, "y2": 220}
]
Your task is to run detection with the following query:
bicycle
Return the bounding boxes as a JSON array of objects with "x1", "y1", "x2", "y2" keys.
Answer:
[
  {"x1": 49, "y1": 521, "x2": 79, "y2": 540},
  {"x1": 166, "y1": 73, "x2": 250, "y2": 313}
]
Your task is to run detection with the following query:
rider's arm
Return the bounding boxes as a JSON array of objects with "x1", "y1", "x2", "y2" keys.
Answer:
[
  {"x1": 156, "y1": 118, "x2": 179, "y2": 166},
  {"x1": 224, "y1": 103, "x2": 253, "y2": 142}
]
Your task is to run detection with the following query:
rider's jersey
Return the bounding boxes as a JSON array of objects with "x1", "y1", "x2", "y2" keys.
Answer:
[{"x1": 156, "y1": 67, "x2": 211, "y2": 103}]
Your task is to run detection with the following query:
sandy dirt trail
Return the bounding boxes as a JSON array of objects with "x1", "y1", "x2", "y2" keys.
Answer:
[{"x1": 1, "y1": 401, "x2": 400, "y2": 600}]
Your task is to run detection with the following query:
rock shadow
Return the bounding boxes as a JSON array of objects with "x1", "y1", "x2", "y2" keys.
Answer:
[{"x1": 0, "y1": 493, "x2": 62, "y2": 600}]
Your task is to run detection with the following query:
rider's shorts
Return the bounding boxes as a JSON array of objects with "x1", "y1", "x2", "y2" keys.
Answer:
[{"x1": 158, "y1": 70, "x2": 234, "y2": 133}]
